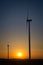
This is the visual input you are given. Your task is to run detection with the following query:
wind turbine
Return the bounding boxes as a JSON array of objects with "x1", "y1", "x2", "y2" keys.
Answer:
[
  {"x1": 7, "y1": 44, "x2": 9, "y2": 59},
  {"x1": 26, "y1": 11, "x2": 32, "y2": 60}
]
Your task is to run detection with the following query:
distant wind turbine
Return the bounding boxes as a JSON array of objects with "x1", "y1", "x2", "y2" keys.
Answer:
[{"x1": 7, "y1": 44, "x2": 9, "y2": 59}]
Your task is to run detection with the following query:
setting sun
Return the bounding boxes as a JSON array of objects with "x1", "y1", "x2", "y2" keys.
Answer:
[
  {"x1": 13, "y1": 51, "x2": 28, "y2": 59},
  {"x1": 16, "y1": 52, "x2": 23, "y2": 59},
  {"x1": 17, "y1": 52, "x2": 22, "y2": 57}
]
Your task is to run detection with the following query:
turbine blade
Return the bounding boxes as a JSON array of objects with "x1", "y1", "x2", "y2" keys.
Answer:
[{"x1": 26, "y1": 21, "x2": 27, "y2": 33}]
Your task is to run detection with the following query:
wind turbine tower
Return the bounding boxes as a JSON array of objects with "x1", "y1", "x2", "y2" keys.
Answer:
[
  {"x1": 7, "y1": 44, "x2": 9, "y2": 59},
  {"x1": 26, "y1": 12, "x2": 32, "y2": 60}
]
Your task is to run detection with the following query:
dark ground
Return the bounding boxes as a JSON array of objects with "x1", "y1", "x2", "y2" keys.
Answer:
[{"x1": 0, "y1": 59, "x2": 43, "y2": 65}]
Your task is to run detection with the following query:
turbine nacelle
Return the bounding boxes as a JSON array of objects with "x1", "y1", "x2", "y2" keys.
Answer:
[{"x1": 27, "y1": 19, "x2": 32, "y2": 22}]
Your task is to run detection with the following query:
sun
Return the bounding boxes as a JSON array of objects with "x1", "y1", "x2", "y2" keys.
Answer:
[
  {"x1": 18, "y1": 52, "x2": 22, "y2": 57},
  {"x1": 16, "y1": 52, "x2": 23, "y2": 59},
  {"x1": 12, "y1": 51, "x2": 28, "y2": 59}
]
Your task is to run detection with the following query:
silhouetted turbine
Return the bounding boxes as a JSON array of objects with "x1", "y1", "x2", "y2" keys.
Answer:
[
  {"x1": 7, "y1": 44, "x2": 9, "y2": 59},
  {"x1": 26, "y1": 14, "x2": 32, "y2": 60}
]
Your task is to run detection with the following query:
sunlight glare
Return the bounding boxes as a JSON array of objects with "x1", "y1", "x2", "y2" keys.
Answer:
[
  {"x1": 17, "y1": 52, "x2": 22, "y2": 57},
  {"x1": 18, "y1": 52, "x2": 22, "y2": 56}
]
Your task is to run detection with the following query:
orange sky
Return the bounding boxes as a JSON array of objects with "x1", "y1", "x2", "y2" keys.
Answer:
[{"x1": 0, "y1": 42, "x2": 43, "y2": 59}]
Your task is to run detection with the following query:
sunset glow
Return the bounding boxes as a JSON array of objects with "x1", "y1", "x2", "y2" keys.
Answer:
[
  {"x1": 17, "y1": 52, "x2": 22, "y2": 57},
  {"x1": 12, "y1": 50, "x2": 28, "y2": 59},
  {"x1": 15, "y1": 52, "x2": 24, "y2": 59}
]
